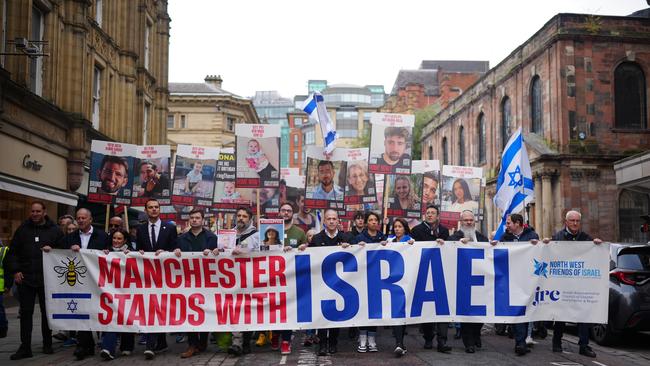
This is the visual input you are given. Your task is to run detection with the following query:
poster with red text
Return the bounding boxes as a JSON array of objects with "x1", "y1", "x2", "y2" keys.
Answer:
[
  {"x1": 132, "y1": 145, "x2": 172, "y2": 206},
  {"x1": 440, "y1": 165, "x2": 483, "y2": 229},
  {"x1": 412, "y1": 160, "x2": 441, "y2": 211},
  {"x1": 304, "y1": 146, "x2": 346, "y2": 216},
  {"x1": 235, "y1": 124, "x2": 281, "y2": 188},
  {"x1": 87, "y1": 140, "x2": 136, "y2": 205},
  {"x1": 368, "y1": 113, "x2": 414, "y2": 175},
  {"x1": 171, "y1": 145, "x2": 220, "y2": 207}
]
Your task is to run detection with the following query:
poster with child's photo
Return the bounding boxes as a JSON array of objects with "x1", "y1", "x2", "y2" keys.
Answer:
[
  {"x1": 440, "y1": 165, "x2": 483, "y2": 229},
  {"x1": 259, "y1": 218, "x2": 284, "y2": 252},
  {"x1": 132, "y1": 145, "x2": 171, "y2": 206},
  {"x1": 235, "y1": 124, "x2": 281, "y2": 188},
  {"x1": 213, "y1": 148, "x2": 249, "y2": 213},
  {"x1": 368, "y1": 112, "x2": 414, "y2": 175},
  {"x1": 171, "y1": 145, "x2": 219, "y2": 207}
]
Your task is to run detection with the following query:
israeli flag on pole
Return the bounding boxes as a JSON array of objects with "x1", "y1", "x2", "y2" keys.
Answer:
[
  {"x1": 493, "y1": 127, "x2": 534, "y2": 240},
  {"x1": 301, "y1": 92, "x2": 337, "y2": 153}
]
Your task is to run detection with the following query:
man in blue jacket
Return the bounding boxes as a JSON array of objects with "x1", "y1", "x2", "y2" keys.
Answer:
[{"x1": 173, "y1": 208, "x2": 218, "y2": 358}]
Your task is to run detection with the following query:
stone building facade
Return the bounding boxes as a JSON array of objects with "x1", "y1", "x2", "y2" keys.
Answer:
[
  {"x1": 0, "y1": 0, "x2": 170, "y2": 243},
  {"x1": 421, "y1": 13, "x2": 650, "y2": 241},
  {"x1": 167, "y1": 75, "x2": 259, "y2": 150}
]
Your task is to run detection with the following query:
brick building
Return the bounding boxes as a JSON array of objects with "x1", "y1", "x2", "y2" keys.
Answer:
[
  {"x1": 421, "y1": 12, "x2": 650, "y2": 242},
  {"x1": 383, "y1": 60, "x2": 489, "y2": 114}
]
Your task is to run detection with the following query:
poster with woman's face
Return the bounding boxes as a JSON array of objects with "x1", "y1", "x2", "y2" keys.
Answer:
[
  {"x1": 383, "y1": 174, "x2": 422, "y2": 220},
  {"x1": 368, "y1": 112, "x2": 415, "y2": 175},
  {"x1": 132, "y1": 145, "x2": 171, "y2": 206},
  {"x1": 440, "y1": 165, "x2": 483, "y2": 229},
  {"x1": 88, "y1": 140, "x2": 136, "y2": 205},
  {"x1": 171, "y1": 145, "x2": 219, "y2": 207},
  {"x1": 235, "y1": 124, "x2": 281, "y2": 188},
  {"x1": 344, "y1": 148, "x2": 376, "y2": 205},
  {"x1": 412, "y1": 160, "x2": 441, "y2": 211},
  {"x1": 259, "y1": 218, "x2": 284, "y2": 251},
  {"x1": 304, "y1": 146, "x2": 346, "y2": 216}
]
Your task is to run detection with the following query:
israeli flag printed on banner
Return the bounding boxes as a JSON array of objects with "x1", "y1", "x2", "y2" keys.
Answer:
[
  {"x1": 493, "y1": 127, "x2": 535, "y2": 240},
  {"x1": 301, "y1": 92, "x2": 337, "y2": 153},
  {"x1": 51, "y1": 293, "x2": 92, "y2": 320}
]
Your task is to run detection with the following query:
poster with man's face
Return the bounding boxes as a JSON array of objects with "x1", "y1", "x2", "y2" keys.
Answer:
[
  {"x1": 88, "y1": 140, "x2": 136, "y2": 205},
  {"x1": 413, "y1": 160, "x2": 441, "y2": 211},
  {"x1": 304, "y1": 146, "x2": 346, "y2": 216},
  {"x1": 383, "y1": 174, "x2": 422, "y2": 220},
  {"x1": 132, "y1": 145, "x2": 171, "y2": 206},
  {"x1": 235, "y1": 124, "x2": 281, "y2": 188},
  {"x1": 171, "y1": 145, "x2": 220, "y2": 207},
  {"x1": 368, "y1": 112, "x2": 415, "y2": 175},
  {"x1": 213, "y1": 148, "x2": 249, "y2": 214},
  {"x1": 440, "y1": 165, "x2": 483, "y2": 229}
]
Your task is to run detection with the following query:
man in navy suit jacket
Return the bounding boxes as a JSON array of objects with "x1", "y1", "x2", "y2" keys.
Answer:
[
  {"x1": 57, "y1": 208, "x2": 109, "y2": 360},
  {"x1": 136, "y1": 199, "x2": 178, "y2": 359}
]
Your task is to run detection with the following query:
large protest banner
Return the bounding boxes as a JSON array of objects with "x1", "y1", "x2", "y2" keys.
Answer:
[
  {"x1": 132, "y1": 145, "x2": 172, "y2": 206},
  {"x1": 368, "y1": 112, "x2": 414, "y2": 175},
  {"x1": 88, "y1": 141, "x2": 136, "y2": 205},
  {"x1": 44, "y1": 242, "x2": 608, "y2": 332}
]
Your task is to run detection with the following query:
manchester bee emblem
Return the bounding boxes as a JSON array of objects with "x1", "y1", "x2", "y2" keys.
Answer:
[{"x1": 53, "y1": 257, "x2": 88, "y2": 286}]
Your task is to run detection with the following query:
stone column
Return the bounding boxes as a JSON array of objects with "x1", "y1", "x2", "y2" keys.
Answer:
[{"x1": 541, "y1": 173, "x2": 553, "y2": 238}]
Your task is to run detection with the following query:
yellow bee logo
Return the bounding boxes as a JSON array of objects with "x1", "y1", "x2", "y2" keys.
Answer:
[{"x1": 53, "y1": 257, "x2": 88, "y2": 286}]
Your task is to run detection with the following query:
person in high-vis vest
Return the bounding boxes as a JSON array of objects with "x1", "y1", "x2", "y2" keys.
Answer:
[{"x1": 0, "y1": 242, "x2": 9, "y2": 338}]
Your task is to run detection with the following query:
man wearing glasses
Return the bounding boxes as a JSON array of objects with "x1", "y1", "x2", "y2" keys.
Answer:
[
  {"x1": 280, "y1": 202, "x2": 308, "y2": 249},
  {"x1": 97, "y1": 156, "x2": 129, "y2": 195}
]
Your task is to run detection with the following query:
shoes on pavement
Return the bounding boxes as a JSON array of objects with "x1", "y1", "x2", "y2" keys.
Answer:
[
  {"x1": 144, "y1": 349, "x2": 155, "y2": 360},
  {"x1": 515, "y1": 345, "x2": 528, "y2": 356},
  {"x1": 368, "y1": 336, "x2": 378, "y2": 352},
  {"x1": 100, "y1": 349, "x2": 115, "y2": 360},
  {"x1": 394, "y1": 345, "x2": 407, "y2": 357},
  {"x1": 465, "y1": 346, "x2": 476, "y2": 353},
  {"x1": 175, "y1": 334, "x2": 186, "y2": 343},
  {"x1": 303, "y1": 334, "x2": 313, "y2": 347},
  {"x1": 280, "y1": 341, "x2": 291, "y2": 355},
  {"x1": 256, "y1": 332, "x2": 267, "y2": 347},
  {"x1": 242, "y1": 342, "x2": 251, "y2": 354},
  {"x1": 227, "y1": 344, "x2": 242, "y2": 356},
  {"x1": 328, "y1": 344, "x2": 338, "y2": 354},
  {"x1": 437, "y1": 344, "x2": 452, "y2": 353},
  {"x1": 53, "y1": 332, "x2": 67, "y2": 341},
  {"x1": 552, "y1": 343, "x2": 563, "y2": 353},
  {"x1": 579, "y1": 345, "x2": 596, "y2": 358},
  {"x1": 10, "y1": 348, "x2": 33, "y2": 360},
  {"x1": 63, "y1": 338, "x2": 77, "y2": 347},
  {"x1": 454, "y1": 329, "x2": 462, "y2": 339},
  {"x1": 525, "y1": 336, "x2": 538, "y2": 345},
  {"x1": 153, "y1": 344, "x2": 168, "y2": 353},
  {"x1": 180, "y1": 346, "x2": 199, "y2": 358},
  {"x1": 121, "y1": 350, "x2": 132, "y2": 356},
  {"x1": 475, "y1": 338, "x2": 482, "y2": 348}
]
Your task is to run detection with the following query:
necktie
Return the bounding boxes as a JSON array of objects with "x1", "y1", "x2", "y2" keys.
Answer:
[{"x1": 151, "y1": 224, "x2": 157, "y2": 249}]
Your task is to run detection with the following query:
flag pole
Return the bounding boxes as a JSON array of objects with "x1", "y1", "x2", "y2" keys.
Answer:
[
  {"x1": 105, "y1": 204, "x2": 110, "y2": 232},
  {"x1": 383, "y1": 174, "x2": 390, "y2": 233}
]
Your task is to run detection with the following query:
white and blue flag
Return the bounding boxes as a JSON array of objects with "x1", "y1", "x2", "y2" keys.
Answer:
[
  {"x1": 301, "y1": 92, "x2": 337, "y2": 153},
  {"x1": 493, "y1": 128, "x2": 534, "y2": 240}
]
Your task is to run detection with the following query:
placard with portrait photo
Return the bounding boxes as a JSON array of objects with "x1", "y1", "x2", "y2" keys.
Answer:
[
  {"x1": 343, "y1": 148, "x2": 376, "y2": 205},
  {"x1": 383, "y1": 174, "x2": 423, "y2": 220},
  {"x1": 412, "y1": 160, "x2": 441, "y2": 211},
  {"x1": 213, "y1": 148, "x2": 249, "y2": 213},
  {"x1": 132, "y1": 145, "x2": 171, "y2": 206},
  {"x1": 259, "y1": 218, "x2": 284, "y2": 252},
  {"x1": 368, "y1": 112, "x2": 415, "y2": 175},
  {"x1": 88, "y1": 140, "x2": 136, "y2": 205},
  {"x1": 171, "y1": 145, "x2": 220, "y2": 207},
  {"x1": 440, "y1": 165, "x2": 483, "y2": 229},
  {"x1": 235, "y1": 124, "x2": 281, "y2": 188},
  {"x1": 304, "y1": 146, "x2": 346, "y2": 215}
]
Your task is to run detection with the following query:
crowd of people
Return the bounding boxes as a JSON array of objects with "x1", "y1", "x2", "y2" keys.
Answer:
[{"x1": 0, "y1": 199, "x2": 602, "y2": 361}]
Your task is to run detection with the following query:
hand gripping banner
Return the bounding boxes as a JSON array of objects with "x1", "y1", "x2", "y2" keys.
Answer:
[{"x1": 44, "y1": 242, "x2": 609, "y2": 332}]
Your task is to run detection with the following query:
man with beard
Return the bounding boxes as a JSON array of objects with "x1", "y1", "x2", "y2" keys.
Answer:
[
  {"x1": 449, "y1": 210, "x2": 488, "y2": 353},
  {"x1": 410, "y1": 205, "x2": 451, "y2": 353},
  {"x1": 280, "y1": 202, "x2": 308, "y2": 249},
  {"x1": 138, "y1": 161, "x2": 170, "y2": 197},
  {"x1": 377, "y1": 127, "x2": 411, "y2": 167},
  {"x1": 7, "y1": 202, "x2": 63, "y2": 360},
  {"x1": 311, "y1": 160, "x2": 343, "y2": 200},
  {"x1": 422, "y1": 173, "x2": 439, "y2": 207},
  {"x1": 97, "y1": 155, "x2": 129, "y2": 195},
  {"x1": 292, "y1": 193, "x2": 316, "y2": 231}
]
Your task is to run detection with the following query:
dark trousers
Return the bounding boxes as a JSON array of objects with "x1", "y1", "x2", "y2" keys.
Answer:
[
  {"x1": 187, "y1": 332, "x2": 209, "y2": 349},
  {"x1": 101, "y1": 333, "x2": 134, "y2": 355},
  {"x1": 422, "y1": 322, "x2": 448, "y2": 345},
  {"x1": 393, "y1": 325, "x2": 406, "y2": 346},
  {"x1": 77, "y1": 331, "x2": 96, "y2": 352},
  {"x1": 317, "y1": 328, "x2": 340, "y2": 346},
  {"x1": 553, "y1": 322, "x2": 590, "y2": 346},
  {"x1": 513, "y1": 323, "x2": 527, "y2": 348},
  {"x1": 460, "y1": 323, "x2": 483, "y2": 348},
  {"x1": 145, "y1": 333, "x2": 168, "y2": 351},
  {"x1": 18, "y1": 284, "x2": 51, "y2": 350}
]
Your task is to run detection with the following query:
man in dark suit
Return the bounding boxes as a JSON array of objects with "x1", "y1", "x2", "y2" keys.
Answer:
[
  {"x1": 58, "y1": 208, "x2": 110, "y2": 360},
  {"x1": 136, "y1": 198, "x2": 177, "y2": 359}
]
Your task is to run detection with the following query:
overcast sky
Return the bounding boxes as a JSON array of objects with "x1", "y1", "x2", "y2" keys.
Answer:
[{"x1": 168, "y1": 0, "x2": 646, "y2": 99}]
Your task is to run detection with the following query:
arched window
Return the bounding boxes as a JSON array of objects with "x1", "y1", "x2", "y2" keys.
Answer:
[
  {"x1": 428, "y1": 145, "x2": 433, "y2": 160},
  {"x1": 442, "y1": 137, "x2": 448, "y2": 165},
  {"x1": 477, "y1": 113, "x2": 486, "y2": 164},
  {"x1": 501, "y1": 96, "x2": 512, "y2": 149},
  {"x1": 458, "y1": 126, "x2": 465, "y2": 166},
  {"x1": 530, "y1": 76, "x2": 543, "y2": 133},
  {"x1": 615, "y1": 62, "x2": 647, "y2": 129}
]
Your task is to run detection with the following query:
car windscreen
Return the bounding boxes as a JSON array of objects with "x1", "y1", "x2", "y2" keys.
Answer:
[{"x1": 617, "y1": 247, "x2": 650, "y2": 270}]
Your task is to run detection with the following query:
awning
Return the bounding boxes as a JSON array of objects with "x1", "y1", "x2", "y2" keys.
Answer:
[
  {"x1": 614, "y1": 151, "x2": 650, "y2": 192},
  {"x1": 0, "y1": 173, "x2": 78, "y2": 206}
]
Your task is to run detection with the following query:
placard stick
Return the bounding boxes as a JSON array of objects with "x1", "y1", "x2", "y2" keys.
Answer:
[
  {"x1": 105, "y1": 204, "x2": 110, "y2": 232},
  {"x1": 124, "y1": 207, "x2": 130, "y2": 232},
  {"x1": 256, "y1": 189, "x2": 261, "y2": 228},
  {"x1": 383, "y1": 174, "x2": 390, "y2": 233}
]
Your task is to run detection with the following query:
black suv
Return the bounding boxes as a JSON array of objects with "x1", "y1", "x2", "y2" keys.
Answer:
[{"x1": 591, "y1": 243, "x2": 650, "y2": 345}]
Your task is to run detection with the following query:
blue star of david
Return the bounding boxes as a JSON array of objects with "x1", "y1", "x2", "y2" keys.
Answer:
[
  {"x1": 508, "y1": 165, "x2": 523, "y2": 188},
  {"x1": 533, "y1": 259, "x2": 548, "y2": 278},
  {"x1": 66, "y1": 299, "x2": 78, "y2": 313}
]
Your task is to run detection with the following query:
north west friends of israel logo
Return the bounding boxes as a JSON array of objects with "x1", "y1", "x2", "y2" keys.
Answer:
[
  {"x1": 533, "y1": 259, "x2": 548, "y2": 278},
  {"x1": 53, "y1": 256, "x2": 87, "y2": 286}
]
